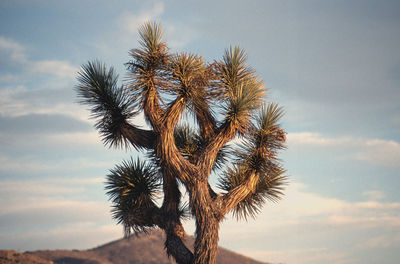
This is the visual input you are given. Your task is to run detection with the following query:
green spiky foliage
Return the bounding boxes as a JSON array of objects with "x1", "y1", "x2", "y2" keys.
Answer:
[
  {"x1": 105, "y1": 159, "x2": 161, "y2": 235},
  {"x1": 76, "y1": 22, "x2": 287, "y2": 264},
  {"x1": 218, "y1": 103, "x2": 287, "y2": 219},
  {"x1": 76, "y1": 61, "x2": 137, "y2": 148}
]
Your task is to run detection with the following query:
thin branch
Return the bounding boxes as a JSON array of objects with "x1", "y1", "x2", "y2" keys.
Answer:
[
  {"x1": 193, "y1": 101, "x2": 217, "y2": 142},
  {"x1": 141, "y1": 77, "x2": 165, "y2": 131},
  {"x1": 164, "y1": 228, "x2": 194, "y2": 264},
  {"x1": 197, "y1": 122, "x2": 236, "y2": 178},
  {"x1": 216, "y1": 170, "x2": 259, "y2": 217},
  {"x1": 163, "y1": 95, "x2": 186, "y2": 129},
  {"x1": 120, "y1": 122, "x2": 156, "y2": 149},
  {"x1": 157, "y1": 131, "x2": 198, "y2": 185}
]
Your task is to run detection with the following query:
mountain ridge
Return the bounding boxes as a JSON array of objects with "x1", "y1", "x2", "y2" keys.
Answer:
[{"x1": 1, "y1": 229, "x2": 269, "y2": 264}]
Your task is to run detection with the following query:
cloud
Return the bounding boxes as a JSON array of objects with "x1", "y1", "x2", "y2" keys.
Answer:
[
  {"x1": 287, "y1": 132, "x2": 400, "y2": 167},
  {"x1": 363, "y1": 190, "x2": 385, "y2": 201},
  {"x1": 239, "y1": 248, "x2": 354, "y2": 264},
  {"x1": 0, "y1": 83, "x2": 91, "y2": 124},
  {"x1": 356, "y1": 233, "x2": 400, "y2": 249},
  {"x1": 216, "y1": 181, "x2": 400, "y2": 264},
  {"x1": 0, "y1": 223, "x2": 121, "y2": 251},
  {"x1": 287, "y1": 132, "x2": 353, "y2": 146},
  {"x1": 115, "y1": 3, "x2": 197, "y2": 50},
  {"x1": 0, "y1": 113, "x2": 91, "y2": 135},
  {"x1": 0, "y1": 200, "x2": 108, "y2": 223},
  {"x1": 0, "y1": 177, "x2": 110, "y2": 231},
  {"x1": 117, "y1": 2, "x2": 164, "y2": 35},
  {"x1": 0, "y1": 175, "x2": 121, "y2": 251},
  {"x1": 44, "y1": 131, "x2": 102, "y2": 147},
  {"x1": 356, "y1": 139, "x2": 400, "y2": 168},
  {"x1": 0, "y1": 154, "x2": 115, "y2": 177},
  {"x1": 0, "y1": 176, "x2": 399, "y2": 262},
  {"x1": 0, "y1": 35, "x2": 77, "y2": 79},
  {"x1": 0, "y1": 36, "x2": 27, "y2": 64},
  {"x1": 0, "y1": 177, "x2": 102, "y2": 199},
  {"x1": 31, "y1": 60, "x2": 78, "y2": 78},
  {"x1": 163, "y1": 23, "x2": 198, "y2": 50}
]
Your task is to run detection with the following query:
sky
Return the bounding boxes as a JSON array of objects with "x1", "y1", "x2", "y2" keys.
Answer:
[{"x1": 0, "y1": 0, "x2": 399, "y2": 263}]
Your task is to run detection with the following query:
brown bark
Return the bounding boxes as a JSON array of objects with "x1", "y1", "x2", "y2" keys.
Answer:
[
  {"x1": 186, "y1": 180, "x2": 219, "y2": 264},
  {"x1": 193, "y1": 103, "x2": 217, "y2": 142},
  {"x1": 218, "y1": 172, "x2": 259, "y2": 216},
  {"x1": 197, "y1": 124, "x2": 235, "y2": 177},
  {"x1": 121, "y1": 123, "x2": 156, "y2": 149},
  {"x1": 151, "y1": 206, "x2": 194, "y2": 264},
  {"x1": 165, "y1": 230, "x2": 193, "y2": 264},
  {"x1": 193, "y1": 216, "x2": 220, "y2": 264}
]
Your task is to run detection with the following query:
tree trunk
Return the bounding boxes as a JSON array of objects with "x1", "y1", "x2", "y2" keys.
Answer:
[
  {"x1": 193, "y1": 218, "x2": 220, "y2": 264},
  {"x1": 165, "y1": 228, "x2": 193, "y2": 264},
  {"x1": 189, "y1": 180, "x2": 220, "y2": 264}
]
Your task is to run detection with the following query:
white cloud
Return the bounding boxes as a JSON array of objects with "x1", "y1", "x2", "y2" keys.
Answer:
[
  {"x1": 363, "y1": 190, "x2": 385, "y2": 201},
  {"x1": 0, "y1": 35, "x2": 77, "y2": 79},
  {"x1": 117, "y1": 2, "x2": 164, "y2": 35},
  {"x1": 164, "y1": 23, "x2": 198, "y2": 50},
  {"x1": 0, "y1": 36, "x2": 27, "y2": 63},
  {"x1": 0, "y1": 198, "x2": 107, "y2": 217},
  {"x1": 31, "y1": 60, "x2": 78, "y2": 78},
  {"x1": 0, "y1": 176, "x2": 399, "y2": 262},
  {"x1": 45, "y1": 131, "x2": 102, "y2": 146},
  {"x1": 287, "y1": 132, "x2": 353, "y2": 146},
  {"x1": 0, "y1": 177, "x2": 103, "y2": 200},
  {"x1": 240, "y1": 248, "x2": 354, "y2": 264},
  {"x1": 0, "y1": 84, "x2": 89, "y2": 123},
  {"x1": 356, "y1": 233, "x2": 400, "y2": 249},
  {"x1": 0, "y1": 222, "x2": 121, "y2": 251},
  {"x1": 287, "y1": 132, "x2": 400, "y2": 167},
  {"x1": 0, "y1": 154, "x2": 112, "y2": 174},
  {"x1": 115, "y1": 3, "x2": 197, "y2": 50},
  {"x1": 356, "y1": 139, "x2": 400, "y2": 168},
  {"x1": 0, "y1": 85, "x2": 28, "y2": 116},
  {"x1": 0, "y1": 176, "x2": 121, "y2": 251}
]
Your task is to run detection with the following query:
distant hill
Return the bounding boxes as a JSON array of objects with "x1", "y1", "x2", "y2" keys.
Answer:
[
  {"x1": 0, "y1": 250, "x2": 53, "y2": 264},
  {"x1": 1, "y1": 229, "x2": 269, "y2": 264}
]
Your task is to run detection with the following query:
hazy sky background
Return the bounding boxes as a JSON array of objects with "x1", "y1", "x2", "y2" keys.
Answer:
[{"x1": 1, "y1": 1, "x2": 399, "y2": 263}]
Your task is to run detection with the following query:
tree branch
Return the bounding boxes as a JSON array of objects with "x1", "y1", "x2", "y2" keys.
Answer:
[
  {"x1": 164, "y1": 227, "x2": 194, "y2": 264},
  {"x1": 121, "y1": 123, "x2": 156, "y2": 149},
  {"x1": 197, "y1": 123, "x2": 236, "y2": 177},
  {"x1": 157, "y1": 131, "x2": 198, "y2": 185},
  {"x1": 163, "y1": 95, "x2": 186, "y2": 129},
  {"x1": 216, "y1": 171, "x2": 259, "y2": 217},
  {"x1": 193, "y1": 102, "x2": 217, "y2": 142},
  {"x1": 142, "y1": 80, "x2": 164, "y2": 131}
]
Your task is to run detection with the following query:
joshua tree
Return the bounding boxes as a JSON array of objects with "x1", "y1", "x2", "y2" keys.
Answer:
[{"x1": 76, "y1": 22, "x2": 286, "y2": 264}]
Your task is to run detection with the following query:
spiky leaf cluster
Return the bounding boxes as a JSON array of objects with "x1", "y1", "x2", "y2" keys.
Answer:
[
  {"x1": 126, "y1": 23, "x2": 169, "y2": 107},
  {"x1": 218, "y1": 164, "x2": 286, "y2": 219},
  {"x1": 105, "y1": 159, "x2": 161, "y2": 235},
  {"x1": 237, "y1": 103, "x2": 286, "y2": 169},
  {"x1": 167, "y1": 54, "x2": 216, "y2": 114},
  {"x1": 218, "y1": 47, "x2": 266, "y2": 134},
  {"x1": 76, "y1": 61, "x2": 136, "y2": 148},
  {"x1": 218, "y1": 103, "x2": 286, "y2": 219}
]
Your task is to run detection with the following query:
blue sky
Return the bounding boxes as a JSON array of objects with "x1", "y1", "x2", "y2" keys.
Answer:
[{"x1": 1, "y1": 1, "x2": 399, "y2": 263}]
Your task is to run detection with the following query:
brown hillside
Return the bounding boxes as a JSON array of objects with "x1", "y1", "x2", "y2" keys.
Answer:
[
  {"x1": 7, "y1": 229, "x2": 268, "y2": 264},
  {"x1": 0, "y1": 250, "x2": 53, "y2": 264}
]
